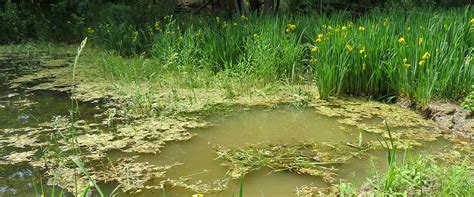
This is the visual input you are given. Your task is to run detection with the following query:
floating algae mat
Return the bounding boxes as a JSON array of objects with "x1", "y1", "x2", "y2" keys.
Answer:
[{"x1": 0, "y1": 54, "x2": 463, "y2": 196}]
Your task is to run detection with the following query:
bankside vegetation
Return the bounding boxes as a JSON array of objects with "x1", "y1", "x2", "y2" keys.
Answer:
[{"x1": 0, "y1": 0, "x2": 472, "y2": 196}]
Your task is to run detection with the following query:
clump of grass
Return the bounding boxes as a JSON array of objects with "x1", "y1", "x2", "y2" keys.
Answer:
[
  {"x1": 367, "y1": 155, "x2": 473, "y2": 195},
  {"x1": 353, "y1": 122, "x2": 474, "y2": 195}
]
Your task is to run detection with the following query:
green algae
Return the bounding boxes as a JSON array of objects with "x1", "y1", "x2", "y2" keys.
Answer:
[
  {"x1": 295, "y1": 184, "x2": 339, "y2": 196},
  {"x1": 155, "y1": 176, "x2": 228, "y2": 194},
  {"x1": 0, "y1": 150, "x2": 37, "y2": 165},
  {"x1": 114, "y1": 117, "x2": 208, "y2": 154},
  {"x1": 312, "y1": 99, "x2": 443, "y2": 146},
  {"x1": 38, "y1": 155, "x2": 180, "y2": 194},
  {"x1": 94, "y1": 158, "x2": 180, "y2": 193},
  {"x1": 215, "y1": 142, "x2": 370, "y2": 183}
]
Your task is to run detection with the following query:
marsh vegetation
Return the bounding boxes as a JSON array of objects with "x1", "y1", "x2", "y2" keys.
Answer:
[{"x1": 0, "y1": 0, "x2": 473, "y2": 196}]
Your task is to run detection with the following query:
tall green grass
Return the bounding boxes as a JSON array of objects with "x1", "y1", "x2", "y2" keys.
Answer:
[
  {"x1": 91, "y1": 7, "x2": 473, "y2": 105},
  {"x1": 308, "y1": 8, "x2": 473, "y2": 103}
]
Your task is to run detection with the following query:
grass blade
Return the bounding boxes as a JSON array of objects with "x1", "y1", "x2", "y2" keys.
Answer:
[{"x1": 72, "y1": 156, "x2": 105, "y2": 197}]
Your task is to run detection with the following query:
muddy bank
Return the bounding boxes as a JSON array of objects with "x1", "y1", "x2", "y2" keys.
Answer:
[{"x1": 422, "y1": 102, "x2": 473, "y2": 139}]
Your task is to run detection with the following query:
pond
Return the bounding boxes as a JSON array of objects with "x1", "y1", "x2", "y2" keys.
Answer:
[
  {"x1": 109, "y1": 106, "x2": 450, "y2": 196},
  {"x1": 0, "y1": 55, "x2": 457, "y2": 196}
]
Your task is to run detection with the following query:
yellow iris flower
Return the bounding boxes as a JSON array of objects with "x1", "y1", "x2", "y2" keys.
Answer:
[
  {"x1": 398, "y1": 37, "x2": 406, "y2": 44},
  {"x1": 315, "y1": 34, "x2": 323, "y2": 42},
  {"x1": 418, "y1": 37, "x2": 424, "y2": 45},
  {"x1": 286, "y1": 24, "x2": 297, "y2": 32},
  {"x1": 154, "y1": 21, "x2": 161, "y2": 31},
  {"x1": 345, "y1": 44, "x2": 353, "y2": 52},
  {"x1": 422, "y1": 52, "x2": 430, "y2": 60}
]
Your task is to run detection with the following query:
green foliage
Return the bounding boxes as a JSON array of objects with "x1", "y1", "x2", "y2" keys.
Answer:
[
  {"x1": 0, "y1": 1, "x2": 174, "y2": 44},
  {"x1": 0, "y1": 3, "x2": 52, "y2": 43},
  {"x1": 308, "y1": 8, "x2": 473, "y2": 104},
  {"x1": 147, "y1": 14, "x2": 304, "y2": 84},
  {"x1": 90, "y1": 8, "x2": 472, "y2": 105},
  {"x1": 461, "y1": 85, "x2": 474, "y2": 111},
  {"x1": 338, "y1": 182, "x2": 356, "y2": 196},
  {"x1": 72, "y1": 157, "x2": 104, "y2": 197},
  {"x1": 0, "y1": 3, "x2": 24, "y2": 43},
  {"x1": 240, "y1": 16, "x2": 304, "y2": 82},
  {"x1": 340, "y1": 123, "x2": 474, "y2": 195},
  {"x1": 90, "y1": 19, "x2": 153, "y2": 56},
  {"x1": 239, "y1": 175, "x2": 244, "y2": 197},
  {"x1": 3, "y1": 2, "x2": 470, "y2": 105},
  {"x1": 369, "y1": 156, "x2": 473, "y2": 195}
]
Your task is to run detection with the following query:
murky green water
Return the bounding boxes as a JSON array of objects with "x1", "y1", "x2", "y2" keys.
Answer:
[
  {"x1": 113, "y1": 107, "x2": 449, "y2": 197},
  {"x1": 0, "y1": 55, "x2": 453, "y2": 196}
]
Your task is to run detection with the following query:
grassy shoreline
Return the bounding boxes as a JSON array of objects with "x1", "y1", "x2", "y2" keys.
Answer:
[{"x1": 85, "y1": 7, "x2": 473, "y2": 106}]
